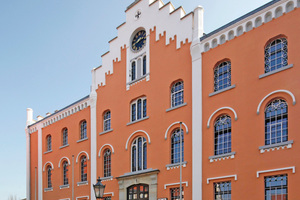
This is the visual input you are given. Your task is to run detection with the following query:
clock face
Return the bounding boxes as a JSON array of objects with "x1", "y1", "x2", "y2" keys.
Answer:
[{"x1": 131, "y1": 30, "x2": 146, "y2": 52}]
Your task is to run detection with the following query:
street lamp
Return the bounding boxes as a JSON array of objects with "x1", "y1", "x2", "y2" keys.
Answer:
[{"x1": 93, "y1": 177, "x2": 106, "y2": 199}]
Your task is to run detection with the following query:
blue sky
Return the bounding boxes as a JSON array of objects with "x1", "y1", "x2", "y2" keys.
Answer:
[{"x1": 0, "y1": 0, "x2": 270, "y2": 199}]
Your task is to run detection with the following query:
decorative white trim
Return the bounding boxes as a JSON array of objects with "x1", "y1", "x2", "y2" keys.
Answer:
[
  {"x1": 76, "y1": 196, "x2": 89, "y2": 200},
  {"x1": 257, "y1": 166, "x2": 295, "y2": 177},
  {"x1": 98, "y1": 144, "x2": 115, "y2": 157},
  {"x1": 209, "y1": 152, "x2": 236, "y2": 162},
  {"x1": 259, "y1": 140, "x2": 293, "y2": 153},
  {"x1": 207, "y1": 174, "x2": 237, "y2": 184},
  {"x1": 43, "y1": 161, "x2": 54, "y2": 172},
  {"x1": 104, "y1": 192, "x2": 114, "y2": 196},
  {"x1": 58, "y1": 156, "x2": 71, "y2": 168},
  {"x1": 164, "y1": 121, "x2": 189, "y2": 140},
  {"x1": 164, "y1": 181, "x2": 188, "y2": 189},
  {"x1": 76, "y1": 151, "x2": 90, "y2": 163},
  {"x1": 207, "y1": 107, "x2": 238, "y2": 128},
  {"x1": 125, "y1": 130, "x2": 151, "y2": 150},
  {"x1": 59, "y1": 198, "x2": 70, "y2": 200},
  {"x1": 257, "y1": 89, "x2": 296, "y2": 114}
]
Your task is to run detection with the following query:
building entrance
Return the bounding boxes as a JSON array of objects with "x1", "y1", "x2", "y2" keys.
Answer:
[{"x1": 127, "y1": 184, "x2": 149, "y2": 200}]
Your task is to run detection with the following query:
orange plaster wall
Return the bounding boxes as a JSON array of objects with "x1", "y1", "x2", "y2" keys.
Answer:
[
  {"x1": 41, "y1": 107, "x2": 91, "y2": 200},
  {"x1": 95, "y1": 28, "x2": 193, "y2": 200},
  {"x1": 30, "y1": 131, "x2": 38, "y2": 200},
  {"x1": 202, "y1": 9, "x2": 300, "y2": 199}
]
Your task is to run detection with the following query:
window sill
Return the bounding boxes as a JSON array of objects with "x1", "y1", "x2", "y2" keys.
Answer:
[
  {"x1": 77, "y1": 181, "x2": 88, "y2": 186},
  {"x1": 59, "y1": 184, "x2": 69, "y2": 189},
  {"x1": 259, "y1": 64, "x2": 293, "y2": 79},
  {"x1": 99, "y1": 129, "x2": 113, "y2": 135},
  {"x1": 209, "y1": 152, "x2": 236, "y2": 162},
  {"x1": 59, "y1": 144, "x2": 69, "y2": 149},
  {"x1": 127, "y1": 116, "x2": 149, "y2": 126},
  {"x1": 166, "y1": 161, "x2": 187, "y2": 170},
  {"x1": 101, "y1": 176, "x2": 113, "y2": 181},
  {"x1": 127, "y1": 73, "x2": 149, "y2": 85},
  {"x1": 44, "y1": 150, "x2": 53, "y2": 154},
  {"x1": 209, "y1": 84, "x2": 236, "y2": 97},
  {"x1": 259, "y1": 140, "x2": 293, "y2": 153},
  {"x1": 77, "y1": 137, "x2": 88, "y2": 143},
  {"x1": 44, "y1": 188, "x2": 53, "y2": 192},
  {"x1": 166, "y1": 103, "x2": 187, "y2": 112}
]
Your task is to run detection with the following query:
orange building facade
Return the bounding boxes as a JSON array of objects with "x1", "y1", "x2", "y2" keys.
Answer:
[{"x1": 25, "y1": 0, "x2": 300, "y2": 200}]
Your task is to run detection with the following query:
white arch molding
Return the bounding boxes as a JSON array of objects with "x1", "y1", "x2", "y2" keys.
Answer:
[
  {"x1": 98, "y1": 144, "x2": 115, "y2": 157},
  {"x1": 75, "y1": 151, "x2": 90, "y2": 163},
  {"x1": 43, "y1": 161, "x2": 54, "y2": 172},
  {"x1": 257, "y1": 90, "x2": 296, "y2": 114},
  {"x1": 58, "y1": 156, "x2": 71, "y2": 168},
  {"x1": 164, "y1": 121, "x2": 189, "y2": 140},
  {"x1": 125, "y1": 130, "x2": 151, "y2": 150},
  {"x1": 207, "y1": 107, "x2": 238, "y2": 128}
]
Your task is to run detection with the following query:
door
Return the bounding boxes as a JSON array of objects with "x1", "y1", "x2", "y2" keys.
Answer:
[{"x1": 127, "y1": 184, "x2": 149, "y2": 200}]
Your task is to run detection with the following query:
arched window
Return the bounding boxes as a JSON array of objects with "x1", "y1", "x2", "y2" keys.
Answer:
[
  {"x1": 62, "y1": 161, "x2": 69, "y2": 185},
  {"x1": 265, "y1": 38, "x2": 288, "y2": 73},
  {"x1": 103, "y1": 111, "x2": 111, "y2": 131},
  {"x1": 265, "y1": 99, "x2": 288, "y2": 145},
  {"x1": 131, "y1": 97, "x2": 147, "y2": 122},
  {"x1": 131, "y1": 61, "x2": 136, "y2": 81},
  {"x1": 47, "y1": 165, "x2": 52, "y2": 188},
  {"x1": 80, "y1": 120, "x2": 87, "y2": 139},
  {"x1": 171, "y1": 81, "x2": 184, "y2": 107},
  {"x1": 143, "y1": 55, "x2": 147, "y2": 76},
  {"x1": 171, "y1": 129, "x2": 184, "y2": 164},
  {"x1": 131, "y1": 137, "x2": 147, "y2": 172},
  {"x1": 46, "y1": 135, "x2": 52, "y2": 151},
  {"x1": 214, "y1": 115, "x2": 232, "y2": 155},
  {"x1": 128, "y1": 184, "x2": 149, "y2": 200},
  {"x1": 103, "y1": 149, "x2": 111, "y2": 177},
  {"x1": 62, "y1": 128, "x2": 68, "y2": 146},
  {"x1": 80, "y1": 156, "x2": 87, "y2": 182},
  {"x1": 214, "y1": 61, "x2": 231, "y2": 92}
]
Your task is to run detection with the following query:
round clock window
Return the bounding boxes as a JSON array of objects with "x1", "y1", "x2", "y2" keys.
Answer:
[{"x1": 131, "y1": 30, "x2": 146, "y2": 52}]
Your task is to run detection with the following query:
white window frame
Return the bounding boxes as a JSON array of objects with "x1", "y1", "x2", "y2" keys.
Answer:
[
  {"x1": 131, "y1": 136, "x2": 147, "y2": 172},
  {"x1": 130, "y1": 97, "x2": 147, "y2": 122}
]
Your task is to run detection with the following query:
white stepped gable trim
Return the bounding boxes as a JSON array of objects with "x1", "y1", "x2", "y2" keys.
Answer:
[
  {"x1": 207, "y1": 107, "x2": 238, "y2": 128},
  {"x1": 207, "y1": 175, "x2": 237, "y2": 184},
  {"x1": 94, "y1": 0, "x2": 193, "y2": 89},
  {"x1": 202, "y1": 0, "x2": 297, "y2": 53},
  {"x1": 98, "y1": 144, "x2": 115, "y2": 157},
  {"x1": 257, "y1": 89, "x2": 296, "y2": 114},
  {"x1": 257, "y1": 166, "x2": 295, "y2": 177},
  {"x1": 125, "y1": 130, "x2": 151, "y2": 150},
  {"x1": 58, "y1": 157, "x2": 71, "y2": 168},
  {"x1": 164, "y1": 121, "x2": 189, "y2": 140},
  {"x1": 43, "y1": 161, "x2": 54, "y2": 172},
  {"x1": 75, "y1": 151, "x2": 90, "y2": 163}
]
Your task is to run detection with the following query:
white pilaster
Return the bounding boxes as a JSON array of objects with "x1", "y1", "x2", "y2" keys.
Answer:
[
  {"x1": 26, "y1": 108, "x2": 34, "y2": 200},
  {"x1": 90, "y1": 69, "x2": 98, "y2": 200},
  {"x1": 37, "y1": 123, "x2": 43, "y2": 200},
  {"x1": 191, "y1": 6, "x2": 204, "y2": 200}
]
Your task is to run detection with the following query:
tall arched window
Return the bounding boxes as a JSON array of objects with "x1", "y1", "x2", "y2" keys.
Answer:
[
  {"x1": 62, "y1": 128, "x2": 68, "y2": 146},
  {"x1": 265, "y1": 99, "x2": 288, "y2": 145},
  {"x1": 171, "y1": 81, "x2": 184, "y2": 107},
  {"x1": 62, "y1": 161, "x2": 69, "y2": 185},
  {"x1": 80, "y1": 156, "x2": 87, "y2": 182},
  {"x1": 131, "y1": 137, "x2": 147, "y2": 172},
  {"x1": 46, "y1": 135, "x2": 52, "y2": 151},
  {"x1": 103, "y1": 111, "x2": 111, "y2": 131},
  {"x1": 171, "y1": 129, "x2": 184, "y2": 164},
  {"x1": 265, "y1": 38, "x2": 288, "y2": 73},
  {"x1": 47, "y1": 165, "x2": 52, "y2": 188},
  {"x1": 143, "y1": 55, "x2": 147, "y2": 76},
  {"x1": 80, "y1": 120, "x2": 87, "y2": 139},
  {"x1": 214, "y1": 115, "x2": 232, "y2": 155},
  {"x1": 214, "y1": 61, "x2": 231, "y2": 92},
  {"x1": 103, "y1": 149, "x2": 111, "y2": 177}
]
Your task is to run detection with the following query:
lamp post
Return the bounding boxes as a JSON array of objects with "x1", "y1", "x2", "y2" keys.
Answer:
[{"x1": 93, "y1": 177, "x2": 106, "y2": 199}]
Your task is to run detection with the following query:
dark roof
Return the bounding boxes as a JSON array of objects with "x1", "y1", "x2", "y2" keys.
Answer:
[
  {"x1": 28, "y1": 95, "x2": 90, "y2": 128},
  {"x1": 200, "y1": 0, "x2": 281, "y2": 41},
  {"x1": 126, "y1": 0, "x2": 142, "y2": 11}
]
